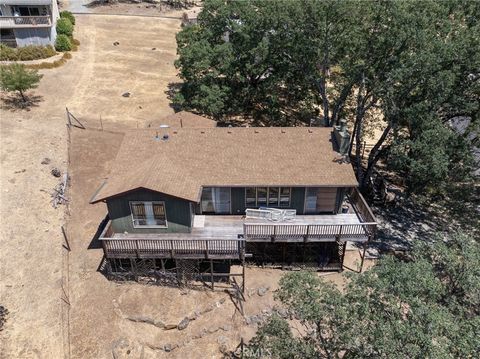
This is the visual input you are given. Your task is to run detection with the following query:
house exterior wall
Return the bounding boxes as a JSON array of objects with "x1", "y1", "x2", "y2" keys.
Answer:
[
  {"x1": 106, "y1": 189, "x2": 193, "y2": 234},
  {"x1": 13, "y1": 27, "x2": 51, "y2": 46},
  {"x1": 105, "y1": 187, "x2": 352, "y2": 234},
  {"x1": 0, "y1": 2, "x2": 59, "y2": 47},
  {"x1": 291, "y1": 187, "x2": 307, "y2": 214},
  {"x1": 211, "y1": 186, "x2": 346, "y2": 215}
]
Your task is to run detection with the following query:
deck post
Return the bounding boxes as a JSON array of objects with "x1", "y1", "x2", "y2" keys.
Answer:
[
  {"x1": 130, "y1": 258, "x2": 137, "y2": 281},
  {"x1": 242, "y1": 258, "x2": 246, "y2": 295},
  {"x1": 359, "y1": 240, "x2": 368, "y2": 273},
  {"x1": 340, "y1": 241, "x2": 346, "y2": 272},
  {"x1": 210, "y1": 260, "x2": 214, "y2": 290}
]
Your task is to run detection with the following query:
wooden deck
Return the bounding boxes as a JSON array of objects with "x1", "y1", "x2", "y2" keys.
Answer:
[
  {"x1": 100, "y1": 216, "x2": 375, "y2": 260},
  {"x1": 99, "y1": 188, "x2": 376, "y2": 260}
]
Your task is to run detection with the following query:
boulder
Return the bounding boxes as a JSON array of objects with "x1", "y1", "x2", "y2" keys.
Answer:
[
  {"x1": 257, "y1": 287, "x2": 269, "y2": 296},
  {"x1": 177, "y1": 317, "x2": 189, "y2": 331}
]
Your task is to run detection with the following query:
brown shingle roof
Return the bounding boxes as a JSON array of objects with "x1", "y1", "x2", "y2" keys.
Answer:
[
  {"x1": 91, "y1": 127, "x2": 358, "y2": 203},
  {"x1": 147, "y1": 111, "x2": 217, "y2": 128}
]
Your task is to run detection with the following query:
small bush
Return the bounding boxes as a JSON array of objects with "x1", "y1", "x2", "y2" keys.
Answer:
[
  {"x1": 17, "y1": 45, "x2": 56, "y2": 61},
  {"x1": 60, "y1": 11, "x2": 75, "y2": 25},
  {"x1": 0, "y1": 44, "x2": 18, "y2": 61},
  {"x1": 55, "y1": 34, "x2": 72, "y2": 52},
  {"x1": 56, "y1": 18, "x2": 74, "y2": 37},
  {"x1": 0, "y1": 44, "x2": 56, "y2": 61},
  {"x1": 27, "y1": 52, "x2": 72, "y2": 70},
  {"x1": 71, "y1": 38, "x2": 80, "y2": 51}
]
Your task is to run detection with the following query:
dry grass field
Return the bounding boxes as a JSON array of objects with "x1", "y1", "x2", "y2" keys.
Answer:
[
  {"x1": 0, "y1": 12, "x2": 371, "y2": 359},
  {"x1": 0, "y1": 14, "x2": 181, "y2": 358}
]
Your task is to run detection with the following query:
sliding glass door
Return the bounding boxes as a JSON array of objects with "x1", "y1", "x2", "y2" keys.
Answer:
[{"x1": 200, "y1": 187, "x2": 231, "y2": 214}]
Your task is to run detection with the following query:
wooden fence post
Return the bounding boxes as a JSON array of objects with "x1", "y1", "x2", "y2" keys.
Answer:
[{"x1": 61, "y1": 225, "x2": 71, "y2": 252}]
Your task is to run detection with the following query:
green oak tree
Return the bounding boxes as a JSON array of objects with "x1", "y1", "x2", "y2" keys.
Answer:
[
  {"x1": 0, "y1": 64, "x2": 42, "y2": 103},
  {"x1": 174, "y1": 0, "x2": 479, "y2": 193},
  {"x1": 246, "y1": 232, "x2": 480, "y2": 358}
]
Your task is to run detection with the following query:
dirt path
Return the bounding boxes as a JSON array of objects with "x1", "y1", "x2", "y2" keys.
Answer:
[{"x1": 0, "y1": 14, "x2": 181, "y2": 358}]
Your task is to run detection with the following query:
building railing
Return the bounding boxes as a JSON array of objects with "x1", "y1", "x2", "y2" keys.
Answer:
[
  {"x1": 243, "y1": 222, "x2": 376, "y2": 242},
  {"x1": 0, "y1": 16, "x2": 52, "y2": 28},
  {"x1": 99, "y1": 221, "x2": 245, "y2": 259},
  {"x1": 101, "y1": 237, "x2": 245, "y2": 259},
  {"x1": 347, "y1": 187, "x2": 377, "y2": 238}
]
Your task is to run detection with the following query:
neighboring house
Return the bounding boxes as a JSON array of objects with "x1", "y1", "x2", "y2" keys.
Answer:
[
  {"x1": 0, "y1": 0, "x2": 59, "y2": 47},
  {"x1": 91, "y1": 120, "x2": 377, "y2": 289}
]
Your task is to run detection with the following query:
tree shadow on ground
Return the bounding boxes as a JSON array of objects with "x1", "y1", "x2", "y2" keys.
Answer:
[
  {"x1": 165, "y1": 82, "x2": 183, "y2": 112},
  {"x1": 1, "y1": 93, "x2": 43, "y2": 112},
  {"x1": 368, "y1": 191, "x2": 479, "y2": 256}
]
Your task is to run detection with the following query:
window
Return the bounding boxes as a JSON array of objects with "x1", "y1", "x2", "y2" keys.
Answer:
[
  {"x1": 245, "y1": 187, "x2": 291, "y2": 208},
  {"x1": 268, "y1": 187, "x2": 279, "y2": 205},
  {"x1": 245, "y1": 187, "x2": 256, "y2": 207},
  {"x1": 130, "y1": 201, "x2": 167, "y2": 227},
  {"x1": 279, "y1": 188, "x2": 291, "y2": 207},
  {"x1": 257, "y1": 187, "x2": 268, "y2": 206}
]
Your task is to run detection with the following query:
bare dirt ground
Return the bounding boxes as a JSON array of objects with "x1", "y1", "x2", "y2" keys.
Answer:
[
  {"x1": 1, "y1": 12, "x2": 373, "y2": 359},
  {"x1": 66, "y1": 126, "x2": 370, "y2": 358},
  {"x1": 0, "y1": 14, "x2": 181, "y2": 358}
]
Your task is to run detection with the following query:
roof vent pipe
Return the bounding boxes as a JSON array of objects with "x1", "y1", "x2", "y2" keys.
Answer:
[{"x1": 159, "y1": 124, "x2": 169, "y2": 141}]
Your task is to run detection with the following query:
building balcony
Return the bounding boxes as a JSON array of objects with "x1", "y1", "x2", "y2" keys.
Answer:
[
  {"x1": 0, "y1": 16, "x2": 52, "y2": 28},
  {"x1": 99, "y1": 189, "x2": 376, "y2": 261}
]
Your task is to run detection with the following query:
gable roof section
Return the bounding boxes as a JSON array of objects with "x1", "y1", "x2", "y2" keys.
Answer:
[{"x1": 91, "y1": 127, "x2": 358, "y2": 203}]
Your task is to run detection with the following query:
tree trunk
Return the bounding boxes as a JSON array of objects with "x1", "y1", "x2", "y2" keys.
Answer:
[
  {"x1": 355, "y1": 109, "x2": 365, "y2": 184},
  {"x1": 19, "y1": 90, "x2": 26, "y2": 102},
  {"x1": 349, "y1": 114, "x2": 359, "y2": 158},
  {"x1": 360, "y1": 123, "x2": 393, "y2": 189},
  {"x1": 331, "y1": 81, "x2": 354, "y2": 126},
  {"x1": 320, "y1": 76, "x2": 329, "y2": 126},
  {"x1": 319, "y1": 18, "x2": 331, "y2": 126},
  {"x1": 354, "y1": 75, "x2": 366, "y2": 184}
]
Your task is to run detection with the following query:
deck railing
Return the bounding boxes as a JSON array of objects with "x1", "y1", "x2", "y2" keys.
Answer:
[
  {"x1": 243, "y1": 222, "x2": 376, "y2": 242},
  {"x1": 0, "y1": 16, "x2": 52, "y2": 28},
  {"x1": 347, "y1": 187, "x2": 377, "y2": 238},
  {"x1": 99, "y1": 222, "x2": 245, "y2": 259},
  {"x1": 101, "y1": 237, "x2": 245, "y2": 259}
]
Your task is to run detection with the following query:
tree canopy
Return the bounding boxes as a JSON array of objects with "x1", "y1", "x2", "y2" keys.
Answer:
[
  {"x1": 174, "y1": 0, "x2": 479, "y2": 194},
  {"x1": 246, "y1": 232, "x2": 480, "y2": 358},
  {"x1": 0, "y1": 63, "x2": 42, "y2": 102}
]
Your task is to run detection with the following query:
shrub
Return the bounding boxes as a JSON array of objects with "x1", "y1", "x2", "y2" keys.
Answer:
[
  {"x1": 0, "y1": 44, "x2": 18, "y2": 61},
  {"x1": 56, "y1": 18, "x2": 74, "y2": 37},
  {"x1": 0, "y1": 44, "x2": 56, "y2": 61},
  {"x1": 71, "y1": 38, "x2": 80, "y2": 51},
  {"x1": 55, "y1": 34, "x2": 72, "y2": 52},
  {"x1": 0, "y1": 63, "x2": 43, "y2": 102},
  {"x1": 60, "y1": 11, "x2": 75, "y2": 25},
  {"x1": 28, "y1": 52, "x2": 71, "y2": 70},
  {"x1": 17, "y1": 45, "x2": 56, "y2": 61}
]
